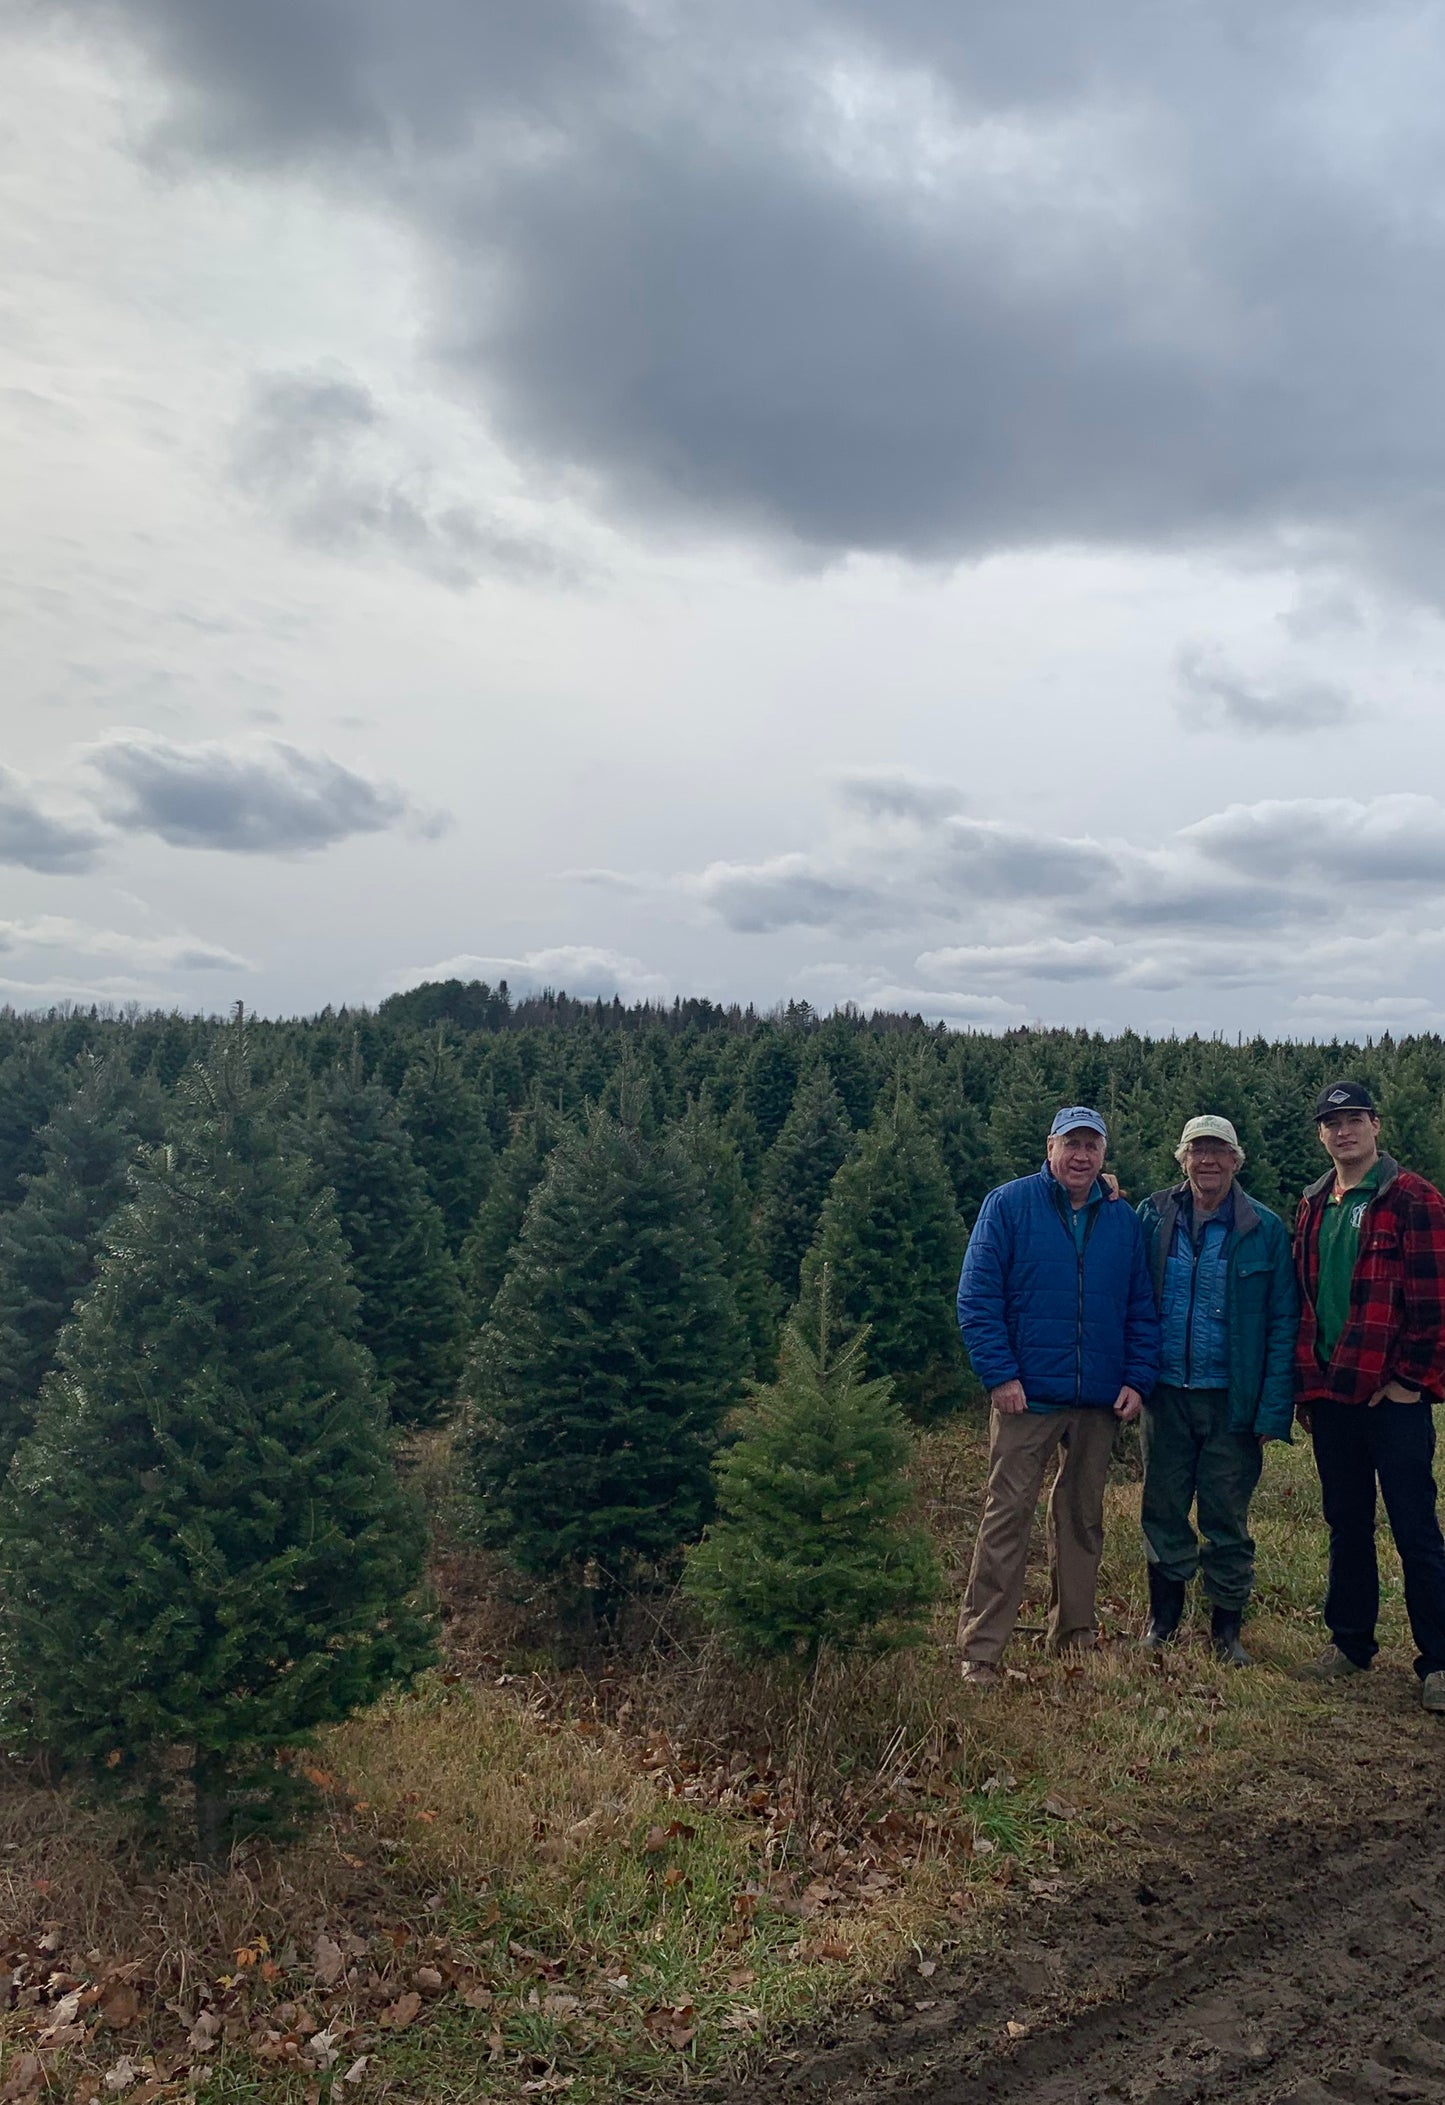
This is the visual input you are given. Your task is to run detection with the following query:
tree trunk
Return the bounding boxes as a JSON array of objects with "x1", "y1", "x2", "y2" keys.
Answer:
[{"x1": 192, "y1": 1751, "x2": 231, "y2": 1868}]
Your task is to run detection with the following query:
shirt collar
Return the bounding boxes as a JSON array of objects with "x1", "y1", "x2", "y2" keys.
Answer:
[{"x1": 1181, "y1": 1182, "x2": 1234, "y2": 1237}]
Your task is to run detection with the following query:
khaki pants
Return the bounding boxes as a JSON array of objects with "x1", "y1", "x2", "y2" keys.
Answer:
[{"x1": 958, "y1": 1406, "x2": 1118, "y2": 1666}]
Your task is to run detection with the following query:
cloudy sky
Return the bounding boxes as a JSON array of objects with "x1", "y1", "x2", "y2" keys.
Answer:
[{"x1": 5, "y1": 1, "x2": 1445, "y2": 1036}]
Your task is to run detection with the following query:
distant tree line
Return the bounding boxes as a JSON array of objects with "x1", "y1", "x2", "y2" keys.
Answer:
[{"x1": 0, "y1": 985, "x2": 1437, "y2": 1847}]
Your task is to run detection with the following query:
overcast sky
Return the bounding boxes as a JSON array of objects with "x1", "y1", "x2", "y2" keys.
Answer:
[{"x1": 5, "y1": 0, "x2": 1445, "y2": 1037}]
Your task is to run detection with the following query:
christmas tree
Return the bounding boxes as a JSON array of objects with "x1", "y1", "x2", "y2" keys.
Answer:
[
  {"x1": 468, "y1": 1105, "x2": 748, "y2": 1620},
  {"x1": 398, "y1": 1032, "x2": 494, "y2": 1252},
  {"x1": 0, "y1": 1042, "x2": 67, "y2": 1210},
  {"x1": 0, "y1": 1036, "x2": 432, "y2": 1857},
  {"x1": 459, "y1": 1096, "x2": 565, "y2": 1325},
  {"x1": 799, "y1": 1095, "x2": 967, "y2": 1421},
  {"x1": 310, "y1": 1051, "x2": 465, "y2": 1427},
  {"x1": 743, "y1": 1031, "x2": 800, "y2": 1147},
  {"x1": 676, "y1": 1101, "x2": 778, "y2": 1378},
  {"x1": 684, "y1": 1270, "x2": 939, "y2": 1665},
  {"x1": 1379, "y1": 1054, "x2": 1445, "y2": 1191},
  {"x1": 0, "y1": 1052, "x2": 164, "y2": 1467},
  {"x1": 757, "y1": 1063, "x2": 853, "y2": 1301}
]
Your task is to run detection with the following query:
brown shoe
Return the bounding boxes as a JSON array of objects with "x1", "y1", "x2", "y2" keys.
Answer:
[
  {"x1": 1299, "y1": 1643, "x2": 1367, "y2": 1681},
  {"x1": 961, "y1": 1661, "x2": 1001, "y2": 1688}
]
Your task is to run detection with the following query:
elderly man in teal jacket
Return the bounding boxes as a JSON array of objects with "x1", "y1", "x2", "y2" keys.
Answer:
[{"x1": 1135, "y1": 1116, "x2": 1297, "y2": 1665}]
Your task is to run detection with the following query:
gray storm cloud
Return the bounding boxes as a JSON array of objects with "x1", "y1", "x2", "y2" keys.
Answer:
[
  {"x1": 44, "y1": 0, "x2": 1445, "y2": 592},
  {"x1": 629, "y1": 785, "x2": 1445, "y2": 989},
  {"x1": 0, "y1": 768, "x2": 103, "y2": 874},
  {"x1": 84, "y1": 732, "x2": 442, "y2": 854}
]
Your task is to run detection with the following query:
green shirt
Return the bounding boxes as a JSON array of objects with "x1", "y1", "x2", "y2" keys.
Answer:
[{"x1": 1314, "y1": 1162, "x2": 1381, "y2": 1363}]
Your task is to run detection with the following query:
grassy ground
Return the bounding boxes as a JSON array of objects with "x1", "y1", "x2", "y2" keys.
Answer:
[{"x1": 0, "y1": 1415, "x2": 1431, "y2": 2103}]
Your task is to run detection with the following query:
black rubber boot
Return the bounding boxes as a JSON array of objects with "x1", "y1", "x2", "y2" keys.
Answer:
[
  {"x1": 1211, "y1": 1604, "x2": 1252, "y2": 1667},
  {"x1": 1140, "y1": 1567, "x2": 1187, "y2": 1649}
]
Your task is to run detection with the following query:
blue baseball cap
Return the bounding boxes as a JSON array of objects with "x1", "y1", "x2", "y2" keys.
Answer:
[{"x1": 1049, "y1": 1106, "x2": 1107, "y2": 1140}]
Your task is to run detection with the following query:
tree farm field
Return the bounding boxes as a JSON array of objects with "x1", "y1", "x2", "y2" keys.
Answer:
[{"x1": 1, "y1": 1413, "x2": 1434, "y2": 2105}]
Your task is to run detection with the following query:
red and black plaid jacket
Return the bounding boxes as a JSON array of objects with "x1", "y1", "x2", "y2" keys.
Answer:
[{"x1": 1294, "y1": 1154, "x2": 1445, "y2": 1407}]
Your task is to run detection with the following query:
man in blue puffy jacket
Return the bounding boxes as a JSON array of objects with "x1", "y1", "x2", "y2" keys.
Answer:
[{"x1": 956, "y1": 1107, "x2": 1160, "y2": 1684}]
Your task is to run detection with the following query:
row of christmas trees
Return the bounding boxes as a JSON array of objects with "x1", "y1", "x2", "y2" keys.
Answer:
[{"x1": 0, "y1": 1028, "x2": 953, "y2": 1853}]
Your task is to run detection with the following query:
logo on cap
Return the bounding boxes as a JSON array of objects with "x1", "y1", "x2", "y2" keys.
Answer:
[{"x1": 1328, "y1": 1088, "x2": 1351, "y2": 1104}]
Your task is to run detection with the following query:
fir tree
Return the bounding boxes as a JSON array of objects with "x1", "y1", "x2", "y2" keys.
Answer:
[
  {"x1": 800, "y1": 1095, "x2": 967, "y2": 1422},
  {"x1": 677, "y1": 1101, "x2": 778, "y2": 1378},
  {"x1": 988, "y1": 1052, "x2": 1066, "y2": 1180},
  {"x1": 398, "y1": 1033, "x2": 494, "y2": 1251},
  {"x1": 1244, "y1": 1057, "x2": 1315, "y2": 1217},
  {"x1": 468, "y1": 1106, "x2": 749, "y2": 1617},
  {"x1": 459, "y1": 1098, "x2": 565, "y2": 1325},
  {"x1": 1380, "y1": 1056, "x2": 1445, "y2": 1190},
  {"x1": 0, "y1": 1039, "x2": 431, "y2": 1857},
  {"x1": 684, "y1": 1273, "x2": 939, "y2": 1666},
  {"x1": 812, "y1": 1019, "x2": 877, "y2": 1129},
  {"x1": 907, "y1": 1053, "x2": 1002, "y2": 1228},
  {"x1": 757, "y1": 1065, "x2": 853, "y2": 1301},
  {"x1": 0, "y1": 1053, "x2": 164, "y2": 1467},
  {"x1": 743, "y1": 1031, "x2": 800, "y2": 1148},
  {"x1": 1103, "y1": 1074, "x2": 1163, "y2": 1201},
  {"x1": 311, "y1": 1053, "x2": 465, "y2": 1427},
  {"x1": 0, "y1": 1043, "x2": 67, "y2": 1211}
]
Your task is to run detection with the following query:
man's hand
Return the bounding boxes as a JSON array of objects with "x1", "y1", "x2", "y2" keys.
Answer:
[
  {"x1": 990, "y1": 1379, "x2": 1029, "y2": 1415},
  {"x1": 1260, "y1": 1434, "x2": 1280, "y2": 1445},
  {"x1": 1113, "y1": 1385, "x2": 1143, "y2": 1423},
  {"x1": 1368, "y1": 1380, "x2": 1422, "y2": 1406}
]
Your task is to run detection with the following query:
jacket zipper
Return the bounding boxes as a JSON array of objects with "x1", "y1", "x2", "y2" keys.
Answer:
[
  {"x1": 1075, "y1": 1204, "x2": 1101, "y2": 1403},
  {"x1": 1183, "y1": 1228, "x2": 1201, "y2": 1387},
  {"x1": 1052, "y1": 1185, "x2": 1100, "y2": 1404}
]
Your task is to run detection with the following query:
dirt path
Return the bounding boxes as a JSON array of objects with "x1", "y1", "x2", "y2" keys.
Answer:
[{"x1": 732, "y1": 1688, "x2": 1445, "y2": 2105}]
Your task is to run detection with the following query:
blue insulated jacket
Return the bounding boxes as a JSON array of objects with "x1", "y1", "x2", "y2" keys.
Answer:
[
  {"x1": 956, "y1": 1167, "x2": 1161, "y2": 1408},
  {"x1": 1137, "y1": 1184, "x2": 1298, "y2": 1440},
  {"x1": 1158, "y1": 1203, "x2": 1231, "y2": 1390}
]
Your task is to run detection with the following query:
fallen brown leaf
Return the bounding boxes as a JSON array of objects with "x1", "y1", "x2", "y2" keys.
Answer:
[
  {"x1": 378, "y1": 1991, "x2": 423, "y2": 2029},
  {"x1": 0, "y1": 2055, "x2": 40, "y2": 2102}
]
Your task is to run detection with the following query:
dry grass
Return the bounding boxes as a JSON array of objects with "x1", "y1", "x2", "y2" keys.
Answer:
[{"x1": 0, "y1": 1412, "x2": 1433, "y2": 2100}]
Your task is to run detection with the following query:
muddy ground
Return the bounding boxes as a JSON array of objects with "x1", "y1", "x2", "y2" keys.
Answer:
[{"x1": 726, "y1": 1671, "x2": 1445, "y2": 2105}]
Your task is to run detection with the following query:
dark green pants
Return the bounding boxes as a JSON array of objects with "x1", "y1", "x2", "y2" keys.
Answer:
[{"x1": 1140, "y1": 1385, "x2": 1263, "y2": 1609}]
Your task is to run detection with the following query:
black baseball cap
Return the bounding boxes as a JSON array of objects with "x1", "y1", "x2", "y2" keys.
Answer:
[{"x1": 1313, "y1": 1080, "x2": 1377, "y2": 1120}]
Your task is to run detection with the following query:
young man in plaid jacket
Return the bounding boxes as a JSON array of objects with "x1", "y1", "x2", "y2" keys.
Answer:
[{"x1": 1294, "y1": 1081, "x2": 1445, "y2": 1711}]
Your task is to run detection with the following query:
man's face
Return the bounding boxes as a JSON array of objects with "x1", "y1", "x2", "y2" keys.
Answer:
[
  {"x1": 1318, "y1": 1108, "x2": 1381, "y2": 1170},
  {"x1": 1046, "y1": 1127, "x2": 1106, "y2": 1196},
  {"x1": 1184, "y1": 1139, "x2": 1236, "y2": 1207}
]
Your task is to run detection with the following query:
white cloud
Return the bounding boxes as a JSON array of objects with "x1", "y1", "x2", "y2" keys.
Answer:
[
  {"x1": 1177, "y1": 646, "x2": 1362, "y2": 735},
  {"x1": 393, "y1": 945, "x2": 667, "y2": 1000},
  {"x1": 0, "y1": 916, "x2": 251, "y2": 974}
]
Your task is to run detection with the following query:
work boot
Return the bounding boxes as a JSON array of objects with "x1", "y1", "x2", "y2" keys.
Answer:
[
  {"x1": 1422, "y1": 1670, "x2": 1445, "y2": 1715},
  {"x1": 1210, "y1": 1604, "x2": 1252, "y2": 1667},
  {"x1": 1299, "y1": 1643, "x2": 1368, "y2": 1680},
  {"x1": 960, "y1": 1661, "x2": 1001, "y2": 1689},
  {"x1": 1140, "y1": 1567, "x2": 1186, "y2": 1650}
]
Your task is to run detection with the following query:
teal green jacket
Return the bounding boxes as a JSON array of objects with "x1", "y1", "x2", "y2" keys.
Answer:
[{"x1": 1136, "y1": 1184, "x2": 1299, "y2": 1440}]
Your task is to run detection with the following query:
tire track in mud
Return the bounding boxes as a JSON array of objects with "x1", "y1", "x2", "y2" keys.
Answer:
[
  {"x1": 736, "y1": 1763, "x2": 1445, "y2": 2105},
  {"x1": 917, "y1": 1812, "x2": 1445, "y2": 2105}
]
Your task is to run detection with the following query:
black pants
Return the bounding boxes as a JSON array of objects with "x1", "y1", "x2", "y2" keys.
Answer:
[{"x1": 1310, "y1": 1400, "x2": 1445, "y2": 1678}]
